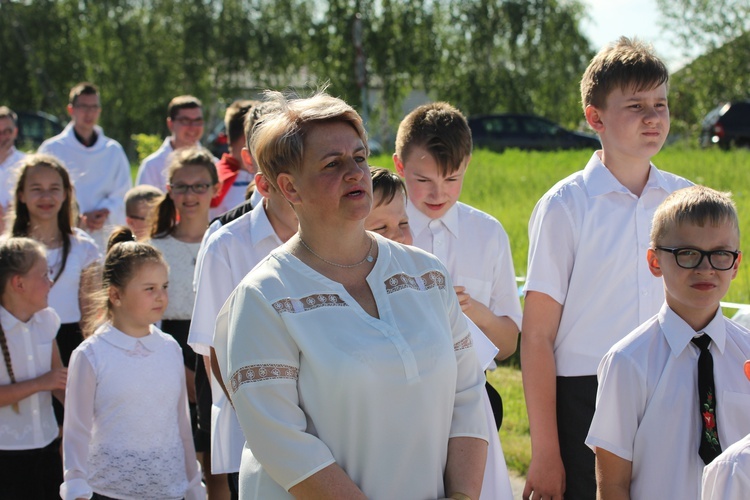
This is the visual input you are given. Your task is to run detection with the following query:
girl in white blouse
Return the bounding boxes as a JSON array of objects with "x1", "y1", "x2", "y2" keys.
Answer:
[
  {"x1": 61, "y1": 228, "x2": 204, "y2": 500},
  {"x1": 146, "y1": 147, "x2": 218, "y2": 489},
  {"x1": 0, "y1": 237, "x2": 67, "y2": 499},
  {"x1": 7, "y1": 154, "x2": 100, "y2": 367}
]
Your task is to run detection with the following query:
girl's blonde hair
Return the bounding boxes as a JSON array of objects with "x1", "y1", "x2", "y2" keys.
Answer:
[
  {"x1": 150, "y1": 148, "x2": 218, "y2": 238},
  {"x1": 82, "y1": 227, "x2": 166, "y2": 337},
  {"x1": 9, "y1": 154, "x2": 77, "y2": 283},
  {"x1": 0, "y1": 237, "x2": 47, "y2": 412}
]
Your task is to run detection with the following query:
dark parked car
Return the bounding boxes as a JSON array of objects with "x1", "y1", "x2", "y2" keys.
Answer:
[
  {"x1": 15, "y1": 111, "x2": 64, "y2": 150},
  {"x1": 468, "y1": 114, "x2": 600, "y2": 152},
  {"x1": 699, "y1": 101, "x2": 750, "y2": 150}
]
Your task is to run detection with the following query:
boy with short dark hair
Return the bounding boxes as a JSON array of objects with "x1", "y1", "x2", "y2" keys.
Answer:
[
  {"x1": 394, "y1": 101, "x2": 521, "y2": 500},
  {"x1": 136, "y1": 95, "x2": 206, "y2": 189},
  {"x1": 586, "y1": 185, "x2": 750, "y2": 499},
  {"x1": 521, "y1": 37, "x2": 693, "y2": 500}
]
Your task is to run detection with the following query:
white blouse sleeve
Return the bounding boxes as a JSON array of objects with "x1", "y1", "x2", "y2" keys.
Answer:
[
  {"x1": 61, "y1": 348, "x2": 96, "y2": 500},
  {"x1": 702, "y1": 456, "x2": 750, "y2": 500},
  {"x1": 220, "y1": 283, "x2": 336, "y2": 491}
]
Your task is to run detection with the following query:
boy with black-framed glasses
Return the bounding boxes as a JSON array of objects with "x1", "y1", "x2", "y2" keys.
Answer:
[{"x1": 586, "y1": 185, "x2": 750, "y2": 499}]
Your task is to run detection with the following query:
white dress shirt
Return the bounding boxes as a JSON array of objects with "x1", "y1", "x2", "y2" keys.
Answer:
[
  {"x1": 214, "y1": 235, "x2": 488, "y2": 498},
  {"x1": 188, "y1": 202, "x2": 284, "y2": 474},
  {"x1": 61, "y1": 323, "x2": 204, "y2": 500},
  {"x1": 702, "y1": 433, "x2": 750, "y2": 500},
  {"x1": 524, "y1": 152, "x2": 692, "y2": 376},
  {"x1": 0, "y1": 306, "x2": 60, "y2": 451},
  {"x1": 586, "y1": 304, "x2": 750, "y2": 499},
  {"x1": 407, "y1": 201, "x2": 523, "y2": 331},
  {"x1": 135, "y1": 136, "x2": 175, "y2": 189}
]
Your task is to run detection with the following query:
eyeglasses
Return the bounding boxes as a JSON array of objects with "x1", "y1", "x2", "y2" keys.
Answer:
[
  {"x1": 169, "y1": 183, "x2": 211, "y2": 194},
  {"x1": 174, "y1": 117, "x2": 204, "y2": 127},
  {"x1": 0, "y1": 127, "x2": 14, "y2": 136},
  {"x1": 655, "y1": 246, "x2": 741, "y2": 271},
  {"x1": 73, "y1": 104, "x2": 101, "y2": 112}
]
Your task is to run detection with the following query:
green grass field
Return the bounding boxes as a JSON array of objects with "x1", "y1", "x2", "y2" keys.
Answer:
[{"x1": 372, "y1": 145, "x2": 750, "y2": 477}]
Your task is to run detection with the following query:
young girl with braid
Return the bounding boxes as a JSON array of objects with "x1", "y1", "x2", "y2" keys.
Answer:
[{"x1": 0, "y1": 237, "x2": 67, "y2": 499}]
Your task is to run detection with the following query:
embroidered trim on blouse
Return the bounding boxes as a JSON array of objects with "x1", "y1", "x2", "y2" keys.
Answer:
[
  {"x1": 454, "y1": 333, "x2": 473, "y2": 352},
  {"x1": 230, "y1": 364, "x2": 299, "y2": 393},
  {"x1": 272, "y1": 294, "x2": 348, "y2": 314},
  {"x1": 384, "y1": 271, "x2": 447, "y2": 293}
]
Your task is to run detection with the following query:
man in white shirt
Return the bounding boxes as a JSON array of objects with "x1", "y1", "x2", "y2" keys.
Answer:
[
  {"x1": 135, "y1": 95, "x2": 206, "y2": 189},
  {"x1": 189, "y1": 169, "x2": 297, "y2": 497},
  {"x1": 0, "y1": 106, "x2": 26, "y2": 230},
  {"x1": 38, "y1": 82, "x2": 131, "y2": 246}
]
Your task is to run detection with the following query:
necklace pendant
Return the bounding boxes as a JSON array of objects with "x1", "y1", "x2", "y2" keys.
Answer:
[{"x1": 366, "y1": 255, "x2": 374, "y2": 263}]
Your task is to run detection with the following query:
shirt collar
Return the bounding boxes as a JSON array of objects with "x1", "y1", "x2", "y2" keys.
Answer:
[
  {"x1": 248, "y1": 201, "x2": 283, "y2": 247},
  {"x1": 97, "y1": 322, "x2": 166, "y2": 352},
  {"x1": 582, "y1": 151, "x2": 668, "y2": 198},
  {"x1": 0, "y1": 305, "x2": 49, "y2": 332},
  {"x1": 659, "y1": 302, "x2": 727, "y2": 356},
  {"x1": 406, "y1": 201, "x2": 460, "y2": 239}
]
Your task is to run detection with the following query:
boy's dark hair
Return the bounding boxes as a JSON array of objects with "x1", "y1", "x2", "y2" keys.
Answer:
[
  {"x1": 395, "y1": 102, "x2": 472, "y2": 177},
  {"x1": 581, "y1": 36, "x2": 669, "y2": 111},
  {"x1": 167, "y1": 95, "x2": 202, "y2": 121},
  {"x1": 370, "y1": 167, "x2": 407, "y2": 207},
  {"x1": 651, "y1": 185, "x2": 740, "y2": 246},
  {"x1": 0, "y1": 106, "x2": 18, "y2": 125},
  {"x1": 69, "y1": 82, "x2": 99, "y2": 106},
  {"x1": 225, "y1": 100, "x2": 258, "y2": 145}
]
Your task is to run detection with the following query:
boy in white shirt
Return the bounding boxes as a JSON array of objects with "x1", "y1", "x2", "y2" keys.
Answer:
[
  {"x1": 394, "y1": 102, "x2": 522, "y2": 362},
  {"x1": 586, "y1": 185, "x2": 750, "y2": 499},
  {"x1": 521, "y1": 37, "x2": 693, "y2": 500}
]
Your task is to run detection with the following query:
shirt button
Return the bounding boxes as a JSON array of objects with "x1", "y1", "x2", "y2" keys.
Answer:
[
  {"x1": 641, "y1": 290, "x2": 648, "y2": 296},
  {"x1": 32, "y1": 409, "x2": 38, "y2": 415},
  {"x1": 27, "y1": 355, "x2": 33, "y2": 361}
]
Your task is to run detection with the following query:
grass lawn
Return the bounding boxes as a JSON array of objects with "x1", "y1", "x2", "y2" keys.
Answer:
[{"x1": 372, "y1": 145, "x2": 750, "y2": 477}]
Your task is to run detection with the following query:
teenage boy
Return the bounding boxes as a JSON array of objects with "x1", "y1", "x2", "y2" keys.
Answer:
[
  {"x1": 210, "y1": 99, "x2": 259, "y2": 218},
  {"x1": 136, "y1": 95, "x2": 206, "y2": 189},
  {"x1": 521, "y1": 37, "x2": 693, "y2": 500},
  {"x1": 188, "y1": 105, "x2": 297, "y2": 499},
  {"x1": 394, "y1": 101, "x2": 521, "y2": 500},
  {"x1": 394, "y1": 101, "x2": 522, "y2": 361},
  {"x1": 702, "y1": 360, "x2": 750, "y2": 500},
  {"x1": 0, "y1": 106, "x2": 25, "y2": 223},
  {"x1": 586, "y1": 186, "x2": 750, "y2": 499},
  {"x1": 39, "y1": 82, "x2": 131, "y2": 245}
]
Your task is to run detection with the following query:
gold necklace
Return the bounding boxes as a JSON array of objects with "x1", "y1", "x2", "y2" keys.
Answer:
[{"x1": 299, "y1": 235, "x2": 375, "y2": 268}]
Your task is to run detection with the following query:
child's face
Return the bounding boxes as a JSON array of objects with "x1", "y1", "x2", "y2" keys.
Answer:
[
  {"x1": 365, "y1": 191, "x2": 412, "y2": 245},
  {"x1": 126, "y1": 200, "x2": 152, "y2": 241},
  {"x1": 589, "y1": 83, "x2": 669, "y2": 164},
  {"x1": 168, "y1": 164, "x2": 217, "y2": 220},
  {"x1": 19, "y1": 165, "x2": 66, "y2": 222},
  {"x1": 648, "y1": 220, "x2": 740, "y2": 331},
  {"x1": 395, "y1": 145, "x2": 468, "y2": 220},
  {"x1": 23, "y1": 256, "x2": 53, "y2": 313},
  {"x1": 112, "y1": 261, "x2": 169, "y2": 334}
]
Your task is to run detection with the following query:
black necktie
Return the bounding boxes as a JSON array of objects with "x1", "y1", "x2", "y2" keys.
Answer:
[{"x1": 692, "y1": 334, "x2": 722, "y2": 464}]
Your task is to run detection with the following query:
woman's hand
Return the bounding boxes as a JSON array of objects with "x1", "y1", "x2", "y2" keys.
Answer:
[{"x1": 38, "y1": 367, "x2": 67, "y2": 392}]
